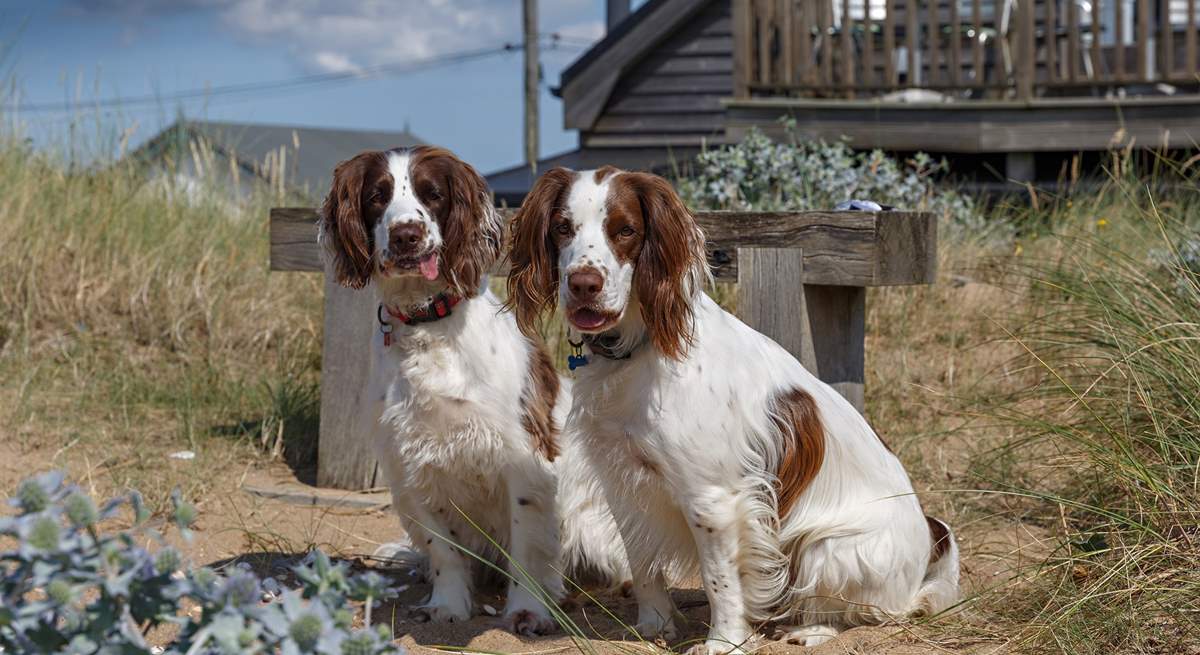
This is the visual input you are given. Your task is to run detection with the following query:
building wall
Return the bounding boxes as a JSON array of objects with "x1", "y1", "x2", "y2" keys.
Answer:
[{"x1": 582, "y1": 0, "x2": 734, "y2": 148}]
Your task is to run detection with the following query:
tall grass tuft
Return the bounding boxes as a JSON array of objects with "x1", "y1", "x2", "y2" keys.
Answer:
[
  {"x1": 0, "y1": 127, "x2": 323, "y2": 503},
  {"x1": 979, "y1": 170, "x2": 1200, "y2": 652}
]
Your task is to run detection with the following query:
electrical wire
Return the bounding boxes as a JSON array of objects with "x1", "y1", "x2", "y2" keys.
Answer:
[{"x1": 11, "y1": 34, "x2": 589, "y2": 115}]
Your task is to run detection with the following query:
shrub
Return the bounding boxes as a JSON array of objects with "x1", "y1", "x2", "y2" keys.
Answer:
[
  {"x1": 1, "y1": 471, "x2": 403, "y2": 654},
  {"x1": 675, "y1": 122, "x2": 984, "y2": 234}
]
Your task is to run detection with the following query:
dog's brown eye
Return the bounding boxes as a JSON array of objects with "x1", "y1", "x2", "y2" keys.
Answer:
[
  {"x1": 618, "y1": 226, "x2": 636, "y2": 237},
  {"x1": 428, "y1": 188, "x2": 443, "y2": 201},
  {"x1": 554, "y1": 223, "x2": 571, "y2": 236}
]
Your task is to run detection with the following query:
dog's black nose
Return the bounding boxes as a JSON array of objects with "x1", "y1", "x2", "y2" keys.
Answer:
[{"x1": 389, "y1": 223, "x2": 425, "y2": 253}]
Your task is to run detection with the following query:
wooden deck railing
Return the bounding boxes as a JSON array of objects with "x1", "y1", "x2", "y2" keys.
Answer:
[{"x1": 733, "y1": 0, "x2": 1200, "y2": 100}]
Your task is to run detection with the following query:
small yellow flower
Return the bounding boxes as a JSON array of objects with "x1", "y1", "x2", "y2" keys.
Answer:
[
  {"x1": 1097, "y1": 218, "x2": 1109, "y2": 227},
  {"x1": 1014, "y1": 243, "x2": 1024, "y2": 256}
]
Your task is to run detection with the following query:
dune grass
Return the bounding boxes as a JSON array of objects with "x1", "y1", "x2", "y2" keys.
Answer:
[{"x1": 0, "y1": 130, "x2": 323, "y2": 507}]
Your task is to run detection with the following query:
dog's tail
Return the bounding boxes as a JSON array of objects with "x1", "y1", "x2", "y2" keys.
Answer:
[{"x1": 913, "y1": 515, "x2": 960, "y2": 616}]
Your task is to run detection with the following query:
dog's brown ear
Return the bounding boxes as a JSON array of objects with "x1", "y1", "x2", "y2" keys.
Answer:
[
  {"x1": 504, "y1": 167, "x2": 576, "y2": 337},
  {"x1": 624, "y1": 172, "x2": 707, "y2": 360},
  {"x1": 412, "y1": 146, "x2": 500, "y2": 297},
  {"x1": 321, "y1": 152, "x2": 386, "y2": 288}
]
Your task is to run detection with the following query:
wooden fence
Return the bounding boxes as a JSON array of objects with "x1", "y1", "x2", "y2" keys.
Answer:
[
  {"x1": 734, "y1": 0, "x2": 1200, "y2": 99},
  {"x1": 269, "y1": 209, "x2": 937, "y2": 490}
]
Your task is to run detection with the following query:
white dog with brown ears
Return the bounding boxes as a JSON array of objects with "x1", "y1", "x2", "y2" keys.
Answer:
[
  {"x1": 319, "y1": 147, "x2": 629, "y2": 635},
  {"x1": 505, "y1": 166, "x2": 959, "y2": 652}
]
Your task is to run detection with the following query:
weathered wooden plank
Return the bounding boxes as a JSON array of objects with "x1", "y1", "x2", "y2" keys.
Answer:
[
  {"x1": 729, "y1": 0, "x2": 748, "y2": 97},
  {"x1": 781, "y1": 0, "x2": 796, "y2": 86},
  {"x1": 1115, "y1": 0, "x2": 1127, "y2": 79},
  {"x1": 738, "y1": 247, "x2": 818, "y2": 376},
  {"x1": 1018, "y1": 0, "x2": 1035, "y2": 99},
  {"x1": 614, "y1": 72, "x2": 734, "y2": 94},
  {"x1": 656, "y1": 34, "x2": 735, "y2": 57},
  {"x1": 821, "y1": 0, "x2": 835, "y2": 84},
  {"x1": 842, "y1": 0, "x2": 855, "y2": 93},
  {"x1": 593, "y1": 113, "x2": 728, "y2": 133},
  {"x1": 949, "y1": 0, "x2": 961, "y2": 84},
  {"x1": 737, "y1": 248, "x2": 865, "y2": 410},
  {"x1": 906, "y1": 0, "x2": 919, "y2": 84},
  {"x1": 1068, "y1": 0, "x2": 1080, "y2": 81},
  {"x1": 973, "y1": 0, "x2": 984, "y2": 84},
  {"x1": 1162, "y1": 0, "x2": 1174, "y2": 80},
  {"x1": 605, "y1": 93, "x2": 728, "y2": 114},
  {"x1": 1189, "y1": 0, "x2": 1198, "y2": 77},
  {"x1": 271, "y1": 208, "x2": 938, "y2": 287},
  {"x1": 759, "y1": 0, "x2": 775, "y2": 85},
  {"x1": 1045, "y1": 0, "x2": 1057, "y2": 81},
  {"x1": 638, "y1": 54, "x2": 736, "y2": 75},
  {"x1": 927, "y1": 0, "x2": 941, "y2": 85},
  {"x1": 802, "y1": 0, "x2": 817, "y2": 85},
  {"x1": 885, "y1": 0, "x2": 898, "y2": 84},
  {"x1": 1138, "y1": 0, "x2": 1150, "y2": 80},
  {"x1": 727, "y1": 94, "x2": 1200, "y2": 152},
  {"x1": 317, "y1": 269, "x2": 380, "y2": 490}
]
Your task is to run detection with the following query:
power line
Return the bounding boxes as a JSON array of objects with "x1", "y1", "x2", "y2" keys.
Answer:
[{"x1": 10, "y1": 37, "x2": 586, "y2": 115}]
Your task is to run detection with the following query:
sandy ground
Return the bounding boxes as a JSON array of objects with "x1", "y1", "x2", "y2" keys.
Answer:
[{"x1": 0, "y1": 438, "x2": 1047, "y2": 655}]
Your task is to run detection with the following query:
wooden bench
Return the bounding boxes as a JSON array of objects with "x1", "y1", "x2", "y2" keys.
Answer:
[{"x1": 269, "y1": 208, "x2": 937, "y2": 491}]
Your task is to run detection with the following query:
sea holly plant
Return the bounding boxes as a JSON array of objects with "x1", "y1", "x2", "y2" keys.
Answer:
[
  {"x1": 676, "y1": 122, "x2": 986, "y2": 235},
  {"x1": 0, "y1": 472, "x2": 404, "y2": 655}
]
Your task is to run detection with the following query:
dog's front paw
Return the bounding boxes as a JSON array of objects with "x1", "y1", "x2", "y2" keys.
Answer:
[
  {"x1": 412, "y1": 603, "x2": 471, "y2": 623},
  {"x1": 412, "y1": 592, "x2": 472, "y2": 624},
  {"x1": 779, "y1": 625, "x2": 839, "y2": 647},
  {"x1": 506, "y1": 608, "x2": 557, "y2": 636},
  {"x1": 632, "y1": 617, "x2": 677, "y2": 641}
]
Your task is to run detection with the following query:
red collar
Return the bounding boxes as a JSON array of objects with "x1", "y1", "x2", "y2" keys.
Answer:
[{"x1": 377, "y1": 292, "x2": 463, "y2": 346}]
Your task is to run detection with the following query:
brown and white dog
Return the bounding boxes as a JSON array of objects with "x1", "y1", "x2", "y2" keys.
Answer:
[
  {"x1": 320, "y1": 148, "x2": 629, "y2": 635},
  {"x1": 505, "y1": 167, "x2": 959, "y2": 652}
]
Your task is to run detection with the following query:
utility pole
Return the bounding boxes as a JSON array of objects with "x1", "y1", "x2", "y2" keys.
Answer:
[{"x1": 523, "y1": 0, "x2": 538, "y2": 173}]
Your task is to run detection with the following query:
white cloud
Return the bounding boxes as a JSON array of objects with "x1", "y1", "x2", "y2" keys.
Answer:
[
  {"x1": 66, "y1": 0, "x2": 606, "y2": 74},
  {"x1": 216, "y1": 0, "x2": 522, "y2": 73}
]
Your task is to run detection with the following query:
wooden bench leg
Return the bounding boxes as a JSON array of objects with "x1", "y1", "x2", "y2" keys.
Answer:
[
  {"x1": 317, "y1": 271, "x2": 380, "y2": 490},
  {"x1": 737, "y1": 247, "x2": 865, "y2": 411}
]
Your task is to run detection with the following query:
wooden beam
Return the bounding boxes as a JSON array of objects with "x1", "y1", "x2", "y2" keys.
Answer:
[{"x1": 271, "y1": 208, "x2": 939, "y2": 287}]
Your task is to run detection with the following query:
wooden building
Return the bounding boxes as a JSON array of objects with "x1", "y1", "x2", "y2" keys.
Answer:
[{"x1": 488, "y1": 0, "x2": 1200, "y2": 200}]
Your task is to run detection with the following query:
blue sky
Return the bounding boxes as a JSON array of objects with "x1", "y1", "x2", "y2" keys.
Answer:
[{"x1": 0, "y1": 0, "x2": 626, "y2": 174}]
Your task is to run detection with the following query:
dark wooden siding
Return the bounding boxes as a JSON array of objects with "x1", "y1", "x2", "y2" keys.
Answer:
[{"x1": 582, "y1": 0, "x2": 733, "y2": 148}]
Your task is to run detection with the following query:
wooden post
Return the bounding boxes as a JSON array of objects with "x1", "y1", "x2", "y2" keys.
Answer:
[
  {"x1": 317, "y1": 268, "x2": 380, "y2": 490},
  {"x1": 1018, "y1": 0, "x2": 1035, "y2": 100},
  {"x1": 737, "y1": 248, "x2": 866, "y2": 411},
  {"x1": 733, "y1": 0, "x2": 754, "y2": 96},
  {"x1": 523, "y1": 0, "x2": 539, "y2": 172}
]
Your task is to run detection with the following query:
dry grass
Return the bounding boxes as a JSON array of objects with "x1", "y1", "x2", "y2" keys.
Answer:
[{"x1": 0, "y1": 133, "x2": 323, "y2": 508}]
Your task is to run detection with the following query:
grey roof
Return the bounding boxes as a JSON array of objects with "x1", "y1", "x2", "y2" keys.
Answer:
[
  {"x1": 137, "y1": 119, "x2": 425, "y2": 195},
  {"x1": 486, "y1": 145, "x2": 702, "y2": 205}
]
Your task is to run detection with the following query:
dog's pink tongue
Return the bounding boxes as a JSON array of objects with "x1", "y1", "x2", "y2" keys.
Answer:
[{"x1": 419, "y1": 253, "x2": 439, "y2": 281}]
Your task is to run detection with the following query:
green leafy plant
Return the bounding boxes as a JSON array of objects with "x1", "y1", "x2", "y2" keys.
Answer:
[
  {"x1": 676, "y1": 122, "x2": 983, "y2": 234},
  {"x1": 1, "y1": 471, "x2": 403, "y2": 654}
]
